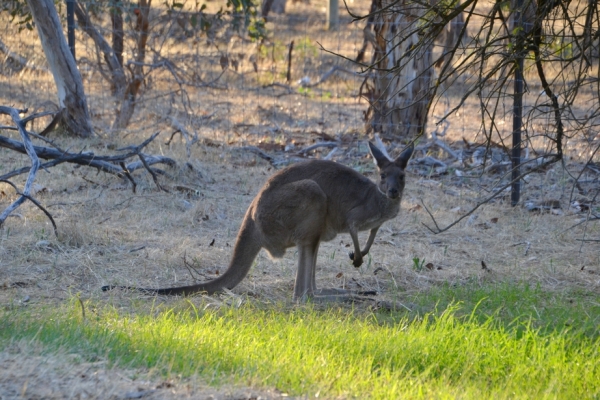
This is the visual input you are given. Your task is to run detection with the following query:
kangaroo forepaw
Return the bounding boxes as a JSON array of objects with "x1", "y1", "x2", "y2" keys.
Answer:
[{"x1": 348, "y1": 252, "x2": 363, "y2": 267}]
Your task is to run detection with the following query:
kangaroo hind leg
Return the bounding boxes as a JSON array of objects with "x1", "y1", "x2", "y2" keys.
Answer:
[{"x1": 293, "y1": 239, "x2": 320, "y2": 302}]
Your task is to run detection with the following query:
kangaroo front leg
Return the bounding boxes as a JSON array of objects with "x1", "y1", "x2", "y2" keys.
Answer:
[
  {"x1": 360, "y1": 226, "x2": 380, "y2": 256},
  {"x1": 348, "y1": 226, "x2": 380, "y2": 267},
  {"x1": 348, "y1": 228, "x2": 364, "y2": 268}
]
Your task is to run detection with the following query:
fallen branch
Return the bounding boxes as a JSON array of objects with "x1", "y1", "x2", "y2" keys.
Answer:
[
  {"x1": 0, "y1": 106, "x2": 46, "y2": 232},
  {"x1": 0, "y1": 179, "x2": 57, "y2": 236},
  {"x1": 296, "y1": 142, "x2": 337, "y2": 156},
  {"x1": 166, "y1": 116, "x2": 198, "y2": 158},
  {"x1": 412, "y1": 156, "x2": 447, "y2": 168},
  {"x1": 235, "y1": 146, "x2": 276, "y2": 165},
  {"x1": 0, "y1": 131, "x2": 176, "y2": 188},
  {"x1": 303, "y1": 66, "x2": 362, "y2": 88},
  {"x1": 431, "y1": 130, "x2": 459, "y2": 160}
]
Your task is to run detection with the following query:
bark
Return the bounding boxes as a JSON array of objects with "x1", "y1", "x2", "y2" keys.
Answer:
[
  {"x1": 73, "y1": 1, "x2": 127, "y2": 94},
  {"x1": 366, "y1": 0, "x2": 435, "y2": 141},
  {"x1": 74, "y1": 0, "x2": 150, "y2": 130},
  {"x1": 113, "y1": 0, "x2": 151, "y2": 129},
  {"x1": 26, "y1": 0, "x2": 93, "y2": 138},
  {"x1": 110, "y1": 2, "x2": 124, "y2": 68}
]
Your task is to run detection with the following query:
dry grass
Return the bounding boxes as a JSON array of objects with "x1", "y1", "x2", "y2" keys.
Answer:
[
  {"x1": 0, "y1": 341, "x2": 286, "y2": 399},
  {"x1": 1, "y1": 138, "x2": 598, "y2": 308},
  {"x1": 0, "y1": 0, "x2": 598, "y2": 310}
]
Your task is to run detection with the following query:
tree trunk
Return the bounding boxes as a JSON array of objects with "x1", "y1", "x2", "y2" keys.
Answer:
[
  {"x1": 113, "y1": 0, "x2": 151, "y2": 129},
  {"x1": 365, "y1": 0, "x2": 434, "y2": 141},
  {"x1": 262, "y1": 0, "x2": 287, "y2": 16},
  {"x1": 111, "y1": 2, "x2": 124, "y2": 68},
  {"x1": 26, "y1": 0, "x2": 93, "y2": 138}
]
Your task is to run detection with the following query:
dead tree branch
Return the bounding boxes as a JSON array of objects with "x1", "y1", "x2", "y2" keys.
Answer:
[
  {"x1": 0, "y1": 106, "x2": 47, "y2": 232},
  {"x1": 0, "y1": 128, "x2": 176, "y2": 190}
]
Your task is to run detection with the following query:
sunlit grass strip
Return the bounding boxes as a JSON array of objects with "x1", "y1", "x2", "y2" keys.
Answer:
[{"x1": 2, "y1": 302, "x2": 599, "y2": 399}]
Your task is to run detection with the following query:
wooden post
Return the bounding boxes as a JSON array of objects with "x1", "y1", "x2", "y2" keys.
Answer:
[
  {"x1": 66, "y1": 0, "x2": 75, "y2": 58},
  {"x1": 511, "y1": 0, "x2": 524, "y2": 206},
  {"x1": 327, "y1": 0, "x2": 339, "y2": 30}
]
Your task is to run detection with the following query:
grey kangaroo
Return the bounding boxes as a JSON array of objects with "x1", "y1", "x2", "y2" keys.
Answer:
[{"x1": 102, "y1": 141, "x2": 413, "y2": 301}]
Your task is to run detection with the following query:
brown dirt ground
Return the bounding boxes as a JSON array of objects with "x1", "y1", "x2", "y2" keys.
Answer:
[{"x1": 1, "y1": 0, "x2": 600, "y2": 397}]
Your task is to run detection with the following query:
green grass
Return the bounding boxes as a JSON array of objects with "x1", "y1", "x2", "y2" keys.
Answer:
[{"x1": 1, "y1": 283, "x2": 599, "y2": 399}]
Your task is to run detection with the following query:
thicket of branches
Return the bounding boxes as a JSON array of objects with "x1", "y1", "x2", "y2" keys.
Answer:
[{"x1": 349, "y1": 0, "x2": 600, "y2": 231}]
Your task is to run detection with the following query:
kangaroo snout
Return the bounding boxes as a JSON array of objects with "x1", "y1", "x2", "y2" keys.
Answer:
[{"x1": 387, "y1": 188, "x2": 400, "y2": 199}]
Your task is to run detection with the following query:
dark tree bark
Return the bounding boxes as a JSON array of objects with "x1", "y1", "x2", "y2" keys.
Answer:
[
  {"x1": 111, "y1": 2, "x2": 124, "y2": 68},
  {"x1": 364, "y1": 0, "x2": 435, "y2": 141}
]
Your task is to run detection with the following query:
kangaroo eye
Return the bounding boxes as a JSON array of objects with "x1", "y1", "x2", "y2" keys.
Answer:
[{"x1": 380, "y1": 173, "x2": 386, "y2": 179}]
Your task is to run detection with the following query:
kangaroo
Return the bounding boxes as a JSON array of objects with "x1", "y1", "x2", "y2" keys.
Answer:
[{"x1": 102, "y1": 141, "x2": 413, "y2": 301}]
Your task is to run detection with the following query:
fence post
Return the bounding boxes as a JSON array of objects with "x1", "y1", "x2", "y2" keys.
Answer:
[
  {"x1": 66, "y1": 0, "x2": 75, "y2": 59},
  {"x1": 327, "y1": 0, "x2": 339, "y2": 30},
  {"x1": 511, "y1": 0, "x2": 524, "y2": 206}
]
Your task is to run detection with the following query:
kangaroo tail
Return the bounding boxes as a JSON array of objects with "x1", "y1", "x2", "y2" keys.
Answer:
[{"x1": 102, "y1": 215, "x2": 262, "y2": 296}]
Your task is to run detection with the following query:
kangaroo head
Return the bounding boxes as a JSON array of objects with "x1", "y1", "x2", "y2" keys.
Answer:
[{"x1": 368, "y1": 141, "x2": 413, "y2": 200}]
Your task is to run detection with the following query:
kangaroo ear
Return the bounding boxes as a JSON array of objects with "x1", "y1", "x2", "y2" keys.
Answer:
[
  {"x1": 395, "y1": 144, "x2": 414, "y2": 169},
  {"x1": 368, "y1": 141, "x2": 390, "y2": 168}
]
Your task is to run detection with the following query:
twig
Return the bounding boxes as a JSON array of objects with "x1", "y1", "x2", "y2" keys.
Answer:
[
  {"x1": 0, "y1": 179, "x2": 57, "y2": 236},
  {"x1": 138, "y1": 153, "x2": 168, "y2": 192},
  {"x1": 119, "y1": 162, "x2": 137, "y2": 193},
  {"x1": 0, "y1": 106, "x2": 43, "y2": 233},
  {"x1": 235, "y1": 146, "x2": 276, "y2": 164},
  {"x1": 77, "y1": 296, "x2": 86, "y2": 321},
  {"x1": 166, "y1": 116, "x2": 198, "y2": 158},
  {"x1": 165, "y1": 129, "x2": 181, "y2": 145},
  {"x1": 21, "y1": 110, "x2": 59, "y2": 125},
  {"x1": 20, "y1": 192, "x2": 58, "y2": 237},
  {"x1": 324, "y1": 147, "x2": 338, "y2": 160},
  {"x1": 286, "y1": 40, "x2": 294, "y2": 83},
  {"x1": 182, "y1": 252, "x2": 205, "y2": 282}
]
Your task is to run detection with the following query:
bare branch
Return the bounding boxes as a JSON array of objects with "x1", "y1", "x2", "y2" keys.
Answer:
[{"x1": 0, "y1": 106, "x2": 43, "y2": 232}]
